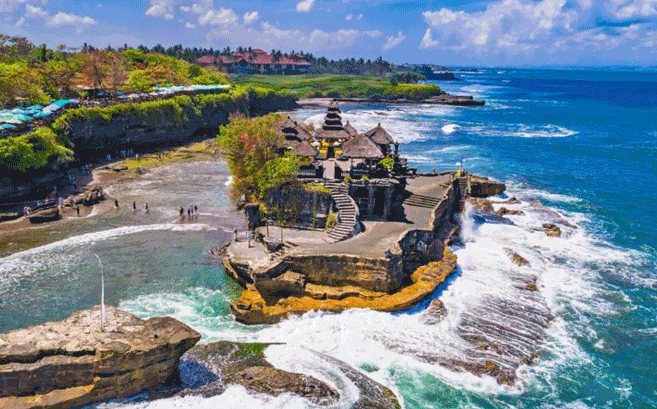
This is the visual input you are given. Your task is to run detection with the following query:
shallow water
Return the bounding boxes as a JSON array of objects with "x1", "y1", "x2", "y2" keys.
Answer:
[{"x1": 2, "y1": 69, "x2": 657, "y2": 408}]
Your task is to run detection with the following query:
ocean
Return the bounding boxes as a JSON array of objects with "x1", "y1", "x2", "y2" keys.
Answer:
[{"x1": 0, "y1": 69, "x2": 655, "y2": 408}]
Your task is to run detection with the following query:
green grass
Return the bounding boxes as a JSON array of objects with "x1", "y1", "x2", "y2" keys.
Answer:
[
  {"x1": 232, "y1": 74, "x2": 441, "y2": 99},
  {"x1": 305, "y1": 184, "x2": 331, "y2": 194},
  {"x1": 235, "y1": 342, "x2": 269, "y2": 358}
]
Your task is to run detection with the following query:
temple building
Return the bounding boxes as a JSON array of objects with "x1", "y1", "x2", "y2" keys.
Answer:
[
  {"x1": 364, "y1": 123, "x2": 395, "y2": 156},
  {"x1": 313, "y1": 101, "x2": 350, "y2": 158}
]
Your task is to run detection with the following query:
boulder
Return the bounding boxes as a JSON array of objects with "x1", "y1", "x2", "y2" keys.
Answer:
[
  {"x1": 27, "y1": 207, "x2": 60, "y2": 224},
  {"x1": 468, "y1": 176, "x2": 505, "y2": 198},
  {"x1": 543, "y1": 223, "x2": 562, "y2": 237},
  {"x1": 497, "y1": 207, "x2": 525, "y2": 217},
  {"x1": 506, "y1": 250, "x2": 530, "y2": 267},
  {"x1": 83, "y1": 186, "x2": 105, "y2": 206},
  {"x1": 420, "y1": 299, "x2": 448, "y2": 325},
  {"x1": 502, "y1": 197, "x2": 521, "y2": 205},
  {"x1": 0, "y1": 306, "x2": 200, "y2": 409},
  {"x1": 467, "y1": 198, "x2": 494, "y2": 214}
]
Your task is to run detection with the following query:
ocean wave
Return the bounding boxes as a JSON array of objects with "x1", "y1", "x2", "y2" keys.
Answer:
[
  {"x1": 468, "y1": 124, "x2": 577, "y2": 138},
  {"x1": 442, "y1": 124, "x2": 461, "y2": 135}
]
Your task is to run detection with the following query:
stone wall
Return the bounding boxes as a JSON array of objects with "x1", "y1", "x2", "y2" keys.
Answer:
[
  {"x1": 285, "y1": 253, "x2": 404, "y2": 294},
  {"x1": 347, "y1": 179, "x2": 405, "y2": 220},
  {"x1": 264, "y1": 184, "x2": 333, "y2": 229}
]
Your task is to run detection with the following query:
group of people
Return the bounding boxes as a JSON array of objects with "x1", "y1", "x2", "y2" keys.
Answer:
[
  {"x1": 179, "y1": 205, "x2": 198, "y2": 221},
  {"x1": 113, "y1": 199, "x2": 149, "y2": 213}
]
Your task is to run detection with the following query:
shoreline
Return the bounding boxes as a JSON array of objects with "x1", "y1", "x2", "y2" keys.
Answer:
[{"x1": 296, "y1": 93, "x2": 485, "y2": 109}]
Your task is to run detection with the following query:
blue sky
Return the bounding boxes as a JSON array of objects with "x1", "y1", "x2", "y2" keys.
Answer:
[{"x1": 1, "y1": 0, "x2": 657, "y2": 66}]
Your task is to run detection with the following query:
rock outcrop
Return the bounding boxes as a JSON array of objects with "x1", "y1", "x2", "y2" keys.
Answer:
[
  {"x1": 420, "y1": 299, "x2": 448, "y2": 325},
  {"x1": 228, "y1": 247, "x2": 458, "y2": 325},
  {"x1": 497, "y1": 207, "x2": 525, "y2": 217},
  {"x1": 506, "y1": 250, "x2": 530, "y2": 267},
  {"x1": 27, "y1": 206, "x2": 60, "y2": 224},
  {"x1": 0, "y1": 306, "x2": 200, "y2": 409},
  {"x1": 178, "y1": 341, "x2": 401, "y2": 409},
  {"x1": 542, "y1": 223, "x2": 562, "y2": 237},
  {"x1": 468, "y1": 176, "x2": 506, "y2": 197}
]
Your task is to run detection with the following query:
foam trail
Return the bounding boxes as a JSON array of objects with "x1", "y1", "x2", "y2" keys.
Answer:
[{"x1": 442, "y1": 124, "x2": 461, "y2": 135}]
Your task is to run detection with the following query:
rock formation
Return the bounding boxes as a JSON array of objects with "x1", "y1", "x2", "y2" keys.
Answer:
[
  {"x1": 27, "y1": 206, "x2": 60, "y2": 224},
  {"x1": 468, "y1": 176, "x2": 506, "y2": 197},
  {"x1": 497, "y1": 207, "x2": 525, "y2": 217},
  {"x1": 542, "y1": 223, "x2": 562, "y2": 237},
  {"x1": 420, "y1": 299, "x2": 448, "y2": 325},
  {"x1": 0, "y1": 306, "x2": 201, "y2": 409},
  {"x1": 506, "y1": 249, "x2": 530, "y2": 267}
]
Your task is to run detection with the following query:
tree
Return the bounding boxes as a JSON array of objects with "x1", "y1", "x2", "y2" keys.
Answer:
[
  {"x1": 126, "y1": 69, "x2": 153, "y2": 92},
  {"x1": 79, "y1": 51, "x2": 110, "y2": 91},
  {"x1": 40, "y1": 58, "x2": 80, "y2": 97},
  {"x1": 0, "y1": 62, "x2": 48, "y2": 107},
  {"x1": 216, "y1": 114, "x2": 299, "y2": 201},
  {"x1": 106, "y1": 52, "x2": 128, "y2": 92}
]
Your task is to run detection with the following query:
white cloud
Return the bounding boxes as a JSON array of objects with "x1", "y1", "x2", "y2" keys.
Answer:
[
  {"x1": 15, "y1": 16, "x2": 24, "y2": 27},
  {"x1": 164, "y1": 12, "x2": 174, "y2": 20},
  {"x1": 46, "y1": 12, "x2": 98, "y2": 27},
  {"x1": 185, "y1": 21, "x2": 196, "y2": 28},
  {"x1": 23, "y1": 5, "x2": 98, "y2": 27},
  {"x1": 345, "y1": 13, "x2": 353, "y2": 20},
  {"x1": 608, "y1": 0, "x2": 657, "y2": 18},
  {"x1": 364, "y1": 30, "x2": 383, "y2": 38},
  {"x1": 244, "y1": 10, "x2": 259, "y2": 25},
  {"x1": 356, "y1": 13, "x2": 363, "y2": 20},
  {"x1": 206, "y1": 21, "x2": 388, "y2": 54},
  {"x1": 146, "y1": 0, "x2": 179, "y2": 18},
  {"x1": 198, "y1": 7, "x2": 238, "y2": 25},
  {"x1": 419, "y1": 28, "x2": 439, "y2": 49},
  {"x1": 296, "y1": 0, "x2": 315, "y2": 13},
  {"x1": 180, "y1": 5, "x2": 190, "y2": 12},
  {"x1": 382, "y1": 31, "x2": 405, "y2": 50},
  {"x1": 0, "y1": 0, "x2": 28, "y2": 13}
]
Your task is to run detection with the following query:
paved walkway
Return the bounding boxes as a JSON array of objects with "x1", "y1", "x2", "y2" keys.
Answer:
[{"x1": 257, "y1": 175, "x2": 452, "y2": 259}]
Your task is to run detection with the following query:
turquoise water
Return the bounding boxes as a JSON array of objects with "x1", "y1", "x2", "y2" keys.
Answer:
[{"x1": 1, "y1": 69, "x2": 656, "y2": 408}]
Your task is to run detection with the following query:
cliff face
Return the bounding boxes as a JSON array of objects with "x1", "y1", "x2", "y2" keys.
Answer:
[{"x1": 0, "y1": 306, "x2": 201, "y2": 409}]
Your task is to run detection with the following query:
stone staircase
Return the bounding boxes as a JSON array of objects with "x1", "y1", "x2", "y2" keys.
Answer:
[
  {"x1": 325, "y1": 181, "x2": 360, "y2": 243},
  {"x1": 271, "y1": 240, "x2": 298, "y2": 260},
  {"x1": 403, "y1": 193, "x2": 441, "y2": 209},
  {"x1": 457, "y1": 177, "x2": 469, "y2": 212}
]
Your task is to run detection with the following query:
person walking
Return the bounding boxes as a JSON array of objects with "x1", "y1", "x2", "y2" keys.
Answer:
[
  {"x1": 247, "y1": 231, "x2": 252, "y2": 248},
  {"x1": 234, "y1": 228, "x2": 238, "y2": 242},
  {"x1": 114, "y1": 199, "x2": 119, "y2": 208},
  {"x1": 132, "y1": 201, "x2": 137, "y2": 211},
  {"x1": 145, "y1": 203, "x2": 149, "y2": 213},
  {"x1": 194, "y1": 205, "x2": 198, "y2": 218},
  {"x1": 76, "y1": 206, "x2": 80, "y2": 217},
  {"x1": 187, "y1": 206, "x2": 191, "y2": 219},
  {"x1": 179, "y1": 206, "x2": 184, "y2": 219}
]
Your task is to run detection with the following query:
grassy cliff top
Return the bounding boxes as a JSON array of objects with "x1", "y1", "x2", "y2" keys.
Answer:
[{"x1": 233, "y1": 74, "x2": 441, "y2": 99}]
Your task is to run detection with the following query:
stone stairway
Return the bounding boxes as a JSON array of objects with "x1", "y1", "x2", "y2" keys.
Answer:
[
  {"x1": 325, "y1": 181, "x2": 360, "y2": 243},
  {"x1": 403, "y1": 193, "x2": 441, "y2": 209},
  {"x1": 271, "y1": 240, "x2": 298, "y2": 259},
  {"x1": 457, "y1": 177, "x2": 469, "y2": 211}
]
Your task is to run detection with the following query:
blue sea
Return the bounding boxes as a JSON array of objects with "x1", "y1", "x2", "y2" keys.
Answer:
[{"x1": 0, "y1": 69, "x2": 656, "y2": 408}]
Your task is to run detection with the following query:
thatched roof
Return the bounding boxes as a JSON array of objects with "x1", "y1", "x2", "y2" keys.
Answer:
[
  {"x1": 314, "y1": 128, "x2": 350, "y2": 140},
  {"x1": 344, "y1": 121, "x2": 358, "y2": 137},
  {"x1": 293, "y1": 140, "x2": 319, "y2": 157},
  {"x1": 341, "y1": 134, "x2": 384, "y2": 159},
  {"x1": 277, "y1": 117, "x2": 312, "y2": 141},
  {"x1": 365, "y1": 123, "x2": 394, "y2": 145}
]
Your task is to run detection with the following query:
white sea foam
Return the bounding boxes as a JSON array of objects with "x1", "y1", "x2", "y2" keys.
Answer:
[
  {"x1": 467, "y1": 124, "x2": 577, "y2": 138},
  {"x1": 442, "y1": 124, "x2": 461, "y2": 135},
  {"x1": 224, "y1": 175, "x2": 233, "y2": 187}
]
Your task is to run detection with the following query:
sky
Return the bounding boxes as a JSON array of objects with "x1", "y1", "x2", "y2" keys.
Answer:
[{"x1": 1, "y1": 0, "x2": 657, "y2": 66}]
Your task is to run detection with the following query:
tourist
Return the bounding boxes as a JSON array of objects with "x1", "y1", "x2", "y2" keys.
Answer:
[
  {"x1": 179, "y1": 206, "x2": 184, "y2": 219},
  {"x1": 132, "y1": 201, "x2": 137, "y2": 211},
  {"x1": 114, "y1": 199, "x2": 119, "y2": 208},
  {"x1": 145, "y1": 203, "x2": 149, "y2": 213},
  {"x1": 76, "y1": 207, "x2": 80, "y2": 217},
  {"x1": 247, "y1": 232, "x2": 252, "y2": 248},
  {"x1": 187, "y1": 206, "x2": 191, "y2": 219},
  {"x1": 234, "y1": 228, "x2": 238, "y2": 242},
  {"x1": 194, "y1": 205, "x2": 198, "y2": 217}
]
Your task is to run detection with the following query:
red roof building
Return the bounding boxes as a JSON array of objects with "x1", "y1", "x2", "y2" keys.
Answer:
[{"x1": 196, "y1": 51, "x2": 311, "y2": 74}]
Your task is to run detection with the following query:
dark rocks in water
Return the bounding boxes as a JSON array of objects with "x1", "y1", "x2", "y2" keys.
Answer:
[
  {"x1": 178, "y1": 341, "x2": 401, "y2": 409},
  {"x1": 529, "y1": 200, "x2": 578, "y2": 229},
  {"x1": 468, "y1": 198, "x2": 494, "y2": 214},
  {"x1": 0, "y1": 306, "x2": 200, "y2": 409},
  {"x1": 420, "y1": 299, "x2": 448, "y2": 325},
  {"x1": 497, "y1": 207, "x2": 525, "y2": 217},
  {"x1": 0, "y1": 212, "x2": 21, "y2": 222},
  {"x1": 506, "y1": 249, "x2": 530, "y2": 267},
  {"x1": 502, "y1": 197, "x2": 521, "y2": 205},
  {"x1": 209, "y1": 242, "x2": 230, "y2": 258},
  {"x1": 27, "y1": 206, "x2": 60, "y2": 224},
  {"x1": 83, "y1": 186, "x2": 105, "y2": 206},
  {"x1": 543, "y1": 223, "x2": 562, "y2": 237}
]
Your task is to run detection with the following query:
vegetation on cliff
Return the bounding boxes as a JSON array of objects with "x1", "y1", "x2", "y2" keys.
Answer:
[
  {"x1": 233, "y1": 74, "x2": 441, "y2": 99},
  {"x1": 216, "y1": 113, "x2": 300, "y2": 201},
  {"x1": 0, "y1": 86, "x2": 291, "y2": 175}
]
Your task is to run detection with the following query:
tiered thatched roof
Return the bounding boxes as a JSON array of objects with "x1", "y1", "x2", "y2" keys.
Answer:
[
  {"x1": 365, "y1": 123, "x2": 395, "y2": 145},
  {"x1": 341, "y1": 134, "x2": 384, "y2": 159},
  {"x1": 277, "y1": 139, "x2": 318, "y2": 157},
  {"x1": 277, "y1": 117, "x2": 312, "y2": 141},
  {"x1": 314, "y1": 128, "x2": 350, "y2": 140}
]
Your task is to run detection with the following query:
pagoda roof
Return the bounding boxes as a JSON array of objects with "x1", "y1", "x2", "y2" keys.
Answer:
[
  {"x1": 364, "y1": 123, "x2": 394, "y2": 145},
  {"x1": 314, "y1": 128, "x2": 350, "y2": 140},
  {"x1": 344, "y1": 121, "x2": 358, "y2": 137}
]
